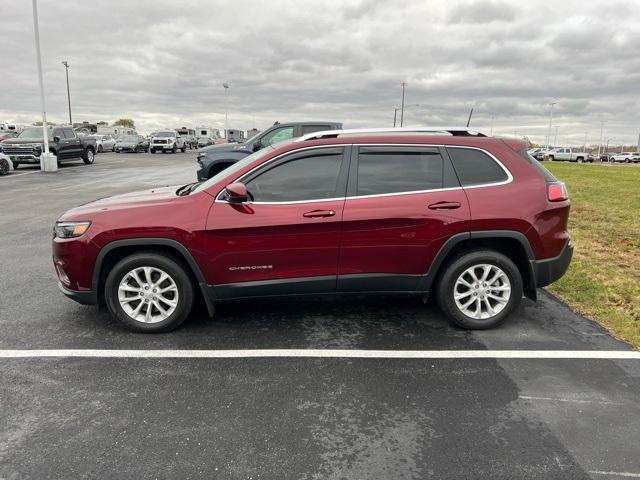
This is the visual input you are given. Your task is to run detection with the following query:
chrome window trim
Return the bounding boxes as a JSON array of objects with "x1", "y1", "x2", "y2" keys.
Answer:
[{"x1": 214, "y1": 143, "x2": 513, "y2": 205}]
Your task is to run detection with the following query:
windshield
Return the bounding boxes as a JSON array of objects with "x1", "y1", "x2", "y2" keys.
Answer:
[
  {"x1": 193, "y1": 146, "x2": 275, "y2": 194},
  {"x1": 18, "y1": 127, "x2": 51, "y2": 138},
  {"x1": 155, "y1": 131, "x2": 175, "y2": 137},
  {"x1": 119, "y1": 135, "x2": 138, "y2": 142}
]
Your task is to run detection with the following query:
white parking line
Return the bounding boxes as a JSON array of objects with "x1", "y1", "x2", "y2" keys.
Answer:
[
  {"x1": 520, "y1": 395, "x2": 625, "y2": 406},
  {"x1": 589, "y1": 472, "x2": 640, "y2": 478},
  {"x1": 0, "y1": 349, "x2": 638, "y2": 359}
]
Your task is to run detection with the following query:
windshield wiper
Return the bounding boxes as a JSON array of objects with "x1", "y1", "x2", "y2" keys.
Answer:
[{"x1": 176, "y1": 182, "x2": 202, "y2": 196}]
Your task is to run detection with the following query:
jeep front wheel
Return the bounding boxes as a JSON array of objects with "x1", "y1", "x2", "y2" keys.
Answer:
[
  {"x1": 436, "y1": 250, "x2": 523, "y2": 329},
  {"x1": 105, "y1": 253, "x2": 195, "y2": 333}
]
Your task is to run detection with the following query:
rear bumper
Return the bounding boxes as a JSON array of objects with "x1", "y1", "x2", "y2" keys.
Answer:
[
  {"x1": 58, "y1": 282, "x2": 97, "y2": 305},
  {"x1": 533, "y1": 239, "x2": 573, "y2": 288}
]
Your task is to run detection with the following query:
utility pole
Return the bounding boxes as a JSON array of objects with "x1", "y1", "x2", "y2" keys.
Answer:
[
  {"x1": 546, "y1": 101, "x2": 557, "y2": 150},
  {"x1": 61, "y1": 60, "x2": 72, "y2": 125},
  {"x1": 31, "y1": 0, "x2": 56, "y2": 172},
  {"x1": 393, "y1": 108, "x2": 398, "y2": 128},
  {"x1": 399, "y1": 82, "x2": 407, "y2": 127},
  {"x1": 222, "y1": 82, "x2": 229, "y2": 140},
  {"x1": 553, "y1": 125, "x2": 559, "y2": 147}
]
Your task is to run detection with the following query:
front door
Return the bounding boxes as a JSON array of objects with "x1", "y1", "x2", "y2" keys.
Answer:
[
  {"x1": 338, "y1": 145, "x2": 471, "y2": 292},
  {"x1": 205, "y1": 146, "x2": 348, "y2": 299}
]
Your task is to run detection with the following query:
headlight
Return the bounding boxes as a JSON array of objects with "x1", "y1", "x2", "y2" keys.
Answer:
[{"x1": 54, "y1": 221, "x2": 91, "y2": 239}]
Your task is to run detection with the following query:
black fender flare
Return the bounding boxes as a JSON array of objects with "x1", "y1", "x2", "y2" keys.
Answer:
[
  {"x1": 92, "y1": 238, "x2": 215, "y2": 316},
  {"x1": 418, "y1": 230, "x2": 537, "y2": 299}
]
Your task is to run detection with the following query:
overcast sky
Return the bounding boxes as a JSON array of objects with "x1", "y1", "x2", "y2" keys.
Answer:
[{"x1": 1, "y1": 0, "x2": 639, "y2": 146}]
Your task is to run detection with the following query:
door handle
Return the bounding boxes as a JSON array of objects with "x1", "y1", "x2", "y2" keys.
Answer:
[
  {"x1": 303, "y1": 209, "x2": 336, "y2": 218},
  {"x1": 428, "y1": 201, "x2": 461, "y2": 210}
]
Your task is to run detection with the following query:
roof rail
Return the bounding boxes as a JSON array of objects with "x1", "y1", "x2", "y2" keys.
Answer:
[{"x1": 294, "y1": 127, "x2": 487, "y2": 142}]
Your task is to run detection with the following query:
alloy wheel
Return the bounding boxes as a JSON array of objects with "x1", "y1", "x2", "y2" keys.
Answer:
[
  {"x1": 118, "y1": 266, "x2": 179, "y2": 323},
  {"x1": 453, "y1": 264, "x2": 511, "y2": 320}
]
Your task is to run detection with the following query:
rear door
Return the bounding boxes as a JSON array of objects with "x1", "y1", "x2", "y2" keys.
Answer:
[
  {"x1": 338, "y1": 145, "x2": 470, "y2": 292},
  {"x1": 62, "y1": 128, "x2": 82, "y2": 159},
  {"x1": 204, "y1": 146, "x2": 349, "y2": 298}
]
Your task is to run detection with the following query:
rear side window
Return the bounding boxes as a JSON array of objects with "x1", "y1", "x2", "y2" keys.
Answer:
[
  {"x1": 302, "y1": 125, "x2": 332, "y2": 135},
  {"x1": 447, "y1": 147, "x2": 508, "y2": 186},
  {"x1": 356, "y1": 147, "x2": 443, "y2": 196},
  {"x1": 517, "y1": 149, "x2": 557, "y2": 182}
]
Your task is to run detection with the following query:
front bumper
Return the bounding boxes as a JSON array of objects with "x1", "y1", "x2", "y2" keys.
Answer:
[
  {"x1": 5, "y1": 154, "x2": 40, "y2": 163},
  {"x1": 151, "y1": 144, "x2": 175, "y2": 150},
  {"x1": 115, "y1": 146, "x2": 138, "y2": 152},
  {"x1": 533, "y1": 239, "x2": 574, "y2": 288},
  {"x1": 58, "y1": 282, "x2": 97, "y2": 305}
]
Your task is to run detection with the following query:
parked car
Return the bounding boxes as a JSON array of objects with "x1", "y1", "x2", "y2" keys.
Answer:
[
  {"x1": 0, "y1": 152, "x2": 13, "y2": 175},
  {"x1": 196, "y1": 121, "x2": 343, "y2": 180},
  {"x1": 53, "y1": 127, "x2": 572, "y2": 333},
  {"x1": 197, "y1": 137, "x2": 214, "y2": 148},
  {"x1": 114, "y1": 134, "x2": 149, "y2": 153},
  {"x1": 92, "y1": 134, "x2": 117, "y2": 153},
  {"x1": 610, "y1": 152, "x2": 639, "y2": 163},
  {"x1": 546, "y1": 147, "x2": 590, "y2": 162},
  {"x1": 150, "y1": 131, "x2": 186, "y2": 153},
  {"x1": 0, "y1": 126, "x2": 96, "y2": 169},
  {"x1": 176, "y1": 128, "x2": 198, "y2": 149}
]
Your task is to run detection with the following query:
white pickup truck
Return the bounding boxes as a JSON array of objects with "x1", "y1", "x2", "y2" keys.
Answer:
[
  {"x1": 149, "y1": 131, "x2": 187, "y2": 154},
  {"x1": 546, "y1": 147, "x2": 590, "y2": 162}
]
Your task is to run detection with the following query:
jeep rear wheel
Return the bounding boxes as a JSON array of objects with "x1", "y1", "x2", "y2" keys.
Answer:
[
  {"x1": 105, "y1": 253, "x2": 194, "y2": 332},
  {"x1": 436, "y1": 250, "x2": 523, "y2": 329}
]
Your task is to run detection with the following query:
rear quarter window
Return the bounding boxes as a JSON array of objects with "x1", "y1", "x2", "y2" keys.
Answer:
[
  {"x1": 517, "y1": 149, "x2": 557, "y2": 182},
  {"x1": 447, "y1": 147, "x2": 509, "y2": 186}
]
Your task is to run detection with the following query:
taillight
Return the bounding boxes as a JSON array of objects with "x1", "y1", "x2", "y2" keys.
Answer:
[{"x1": 548, "y1": 182, "x2": 569, "y2": 202}]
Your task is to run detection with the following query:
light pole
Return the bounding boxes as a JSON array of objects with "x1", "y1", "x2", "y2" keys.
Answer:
[
  {"x1": 61, "y1": 60, "x2": 72, "y2": 125},
  {"x1": 597, "y1": 119, "x2": 604, "y2": 157},
  {"x1": 399, "y1": 82, "x2": 407, "y2": 127},
  {"x1": 31, "y1": 0, "x2": 56, "y2": 172},
  {"x1": 222, "y1": 82, "x2": 229, "y2": 140},
  {"x1": 605, "y1": 137, "x2": 615, "y2": 156},
  {"x1": 393, "y1": 103, "x2": 420, "y2": 127},
  {"x1": 583, "y1": 132, "x2": 588, "y2": 152},
  {"x1": 546, "y1": 101, "x2": 557, "y2": 151},
  {"x1": 553, "y1": 125, "x2": 559, "y2": 148},
  {"x1": 490, "y1": 115, "x2": 494, "y2": 136}
]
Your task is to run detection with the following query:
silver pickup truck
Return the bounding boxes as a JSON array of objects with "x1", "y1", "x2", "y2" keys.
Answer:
[{"x1": 546, "y1": 147, "x2": 590, "y2": 162}]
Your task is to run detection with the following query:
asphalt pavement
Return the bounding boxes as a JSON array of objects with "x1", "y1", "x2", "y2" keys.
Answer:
[{"x1": 1, "y1": 150, "x2": 639, "y2": 479}]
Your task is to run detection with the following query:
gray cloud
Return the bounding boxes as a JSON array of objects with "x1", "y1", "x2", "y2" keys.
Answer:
[{"x1": 0, "y1": 0, "x2": 639, "y2": 147}]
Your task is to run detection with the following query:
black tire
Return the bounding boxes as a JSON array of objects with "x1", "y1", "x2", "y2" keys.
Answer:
[
  {"x1": 150, "y1": 148, "x2": 155, "y2": 154},
  {"x1": 83, "y1": 148, "x2": 95, "y2": 164},
  {"x1": 436, "y1": 249, "x2": 523, "y2": 330},
  {"x1": 172, "y1": 144, "x2": 177, "y2": 154},
  {"x1": 112, "y1": 145, "x2": 116, "y2": 152},
  {"x1": 0, "y1": 158, "x2": 9, "y2": 175},
  {"x1": 12, "y1": 162, "x2": 19, "y2": 170},
  {"x1": 105, "y1": 252, "x2": 195, "y2": 333},
  {"x1": 98, "y1": 144, "x2": 103, "y2": 153},
  {"x1": 181, "y1": 144, "x2": 186, "y2": 152},
  {"x1": 548, "y1": 155, "x2": 555, "y2": 161}
]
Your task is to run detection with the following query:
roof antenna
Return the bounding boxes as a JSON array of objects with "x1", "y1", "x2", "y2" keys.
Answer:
[{"x1": 466, "y1": 107, "x2": 474, "y2": 127}]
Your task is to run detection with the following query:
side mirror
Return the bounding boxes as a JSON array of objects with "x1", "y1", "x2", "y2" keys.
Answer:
[
  {"x1": 252, "y1": 142, "x2": 262, "y2": 152},
  {"x1": 53, "y1": 136, "x2": 61, "y2": 142},
  {"x1": 225, "y1": 182, "x2": 248, "y2": 204}
]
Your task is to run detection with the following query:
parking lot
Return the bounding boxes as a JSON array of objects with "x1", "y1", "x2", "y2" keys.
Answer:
[{"x1": 1, "y1": 151, "x2": 640, "y2": 479}]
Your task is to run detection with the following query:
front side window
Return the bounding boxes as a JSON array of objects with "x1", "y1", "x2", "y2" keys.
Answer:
[
  {"x1": 447, "y1": 147, "x2": 509, "y2": 186},
  {"x1": 356, "y1": 147, "x2": 443, "y2": 196},
  {"x1": 63, "y1": 128, "x2": 76, "y2": 139},
  {"x1": 260, "y1": 127, "x2": 294, "y2": 147},
  {"x1": 246, "y1": 149, "x2": 342, "y2": 202}
]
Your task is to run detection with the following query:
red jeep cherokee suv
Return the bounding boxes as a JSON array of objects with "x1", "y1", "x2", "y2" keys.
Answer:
[{"x1": 53, "y1": 128, "x2": 572, "y2": 332}]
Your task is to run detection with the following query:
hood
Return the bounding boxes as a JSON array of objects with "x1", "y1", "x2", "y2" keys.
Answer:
[
  {"x1": 2, "y1": 137, "x2": 48, "y2": 145},
  {"x1": 59, "y1": 186, "x2": 181, "y2": 220},
  {"x1": 199, "y1": 142, "x2": 247, "y2": 154}
]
